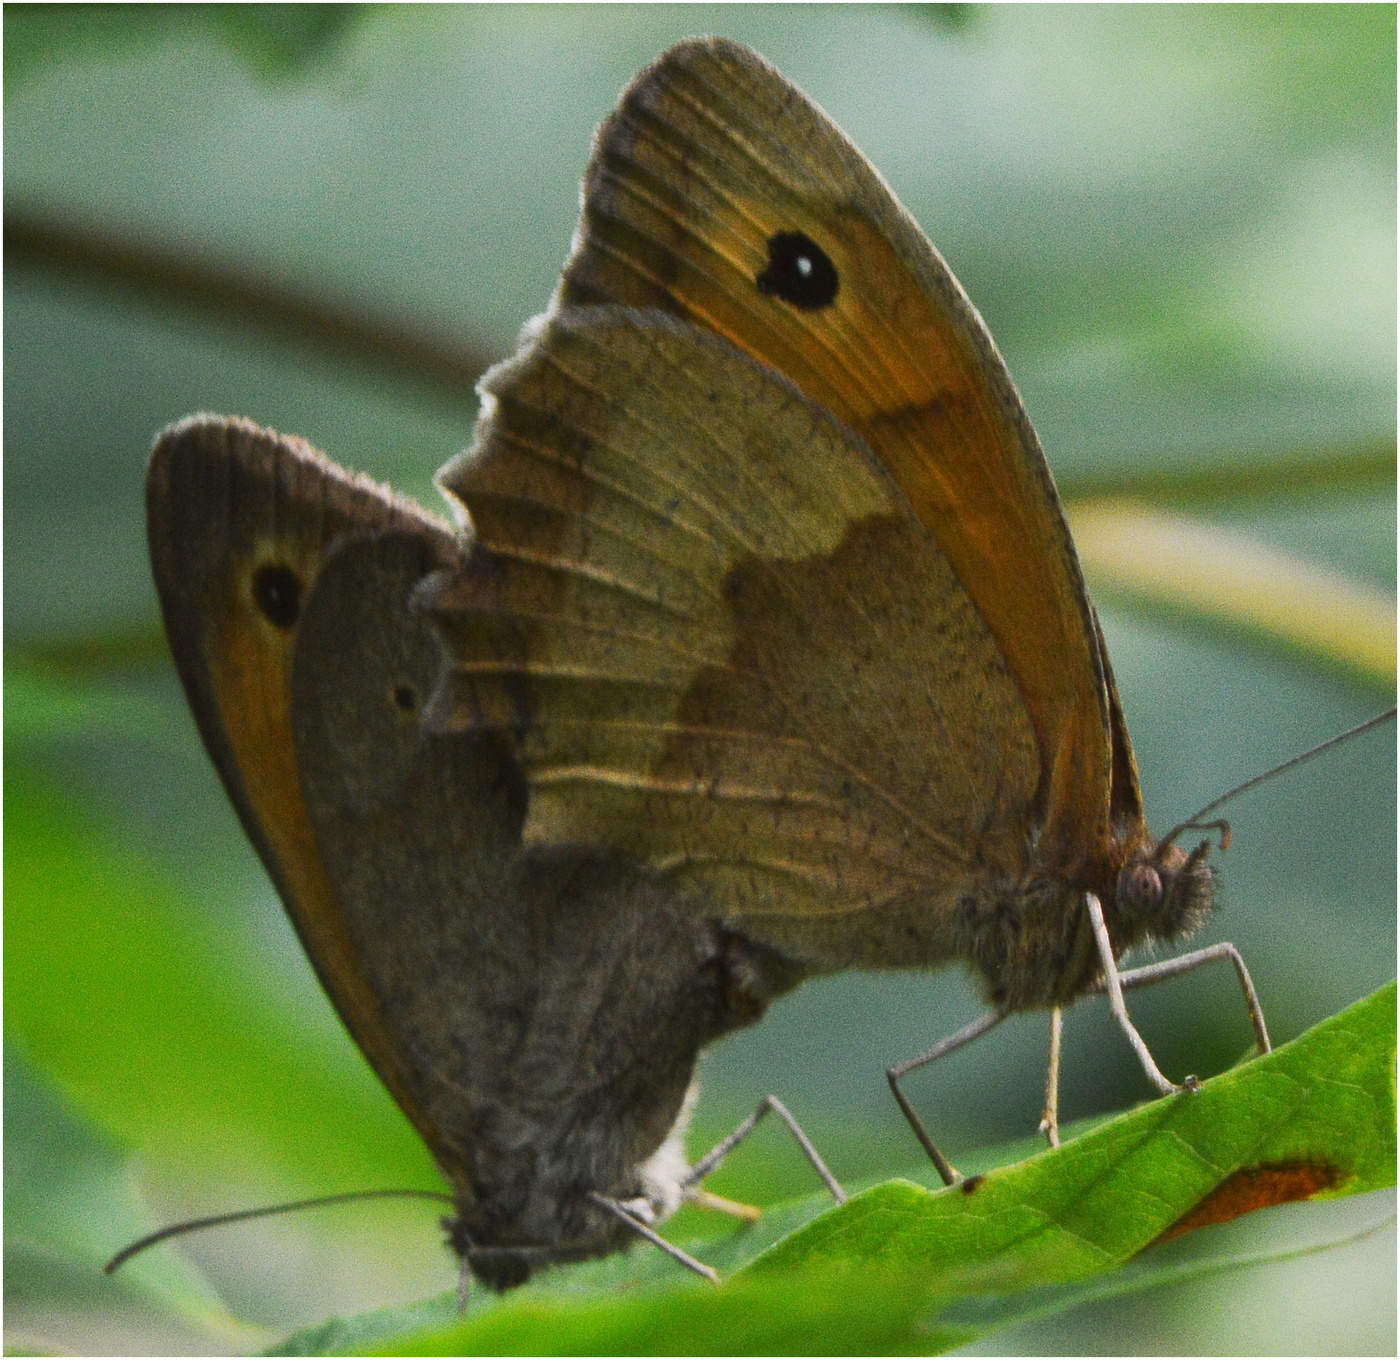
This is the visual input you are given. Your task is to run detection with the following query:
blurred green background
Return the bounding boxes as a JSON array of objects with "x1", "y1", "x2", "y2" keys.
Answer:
[{"x1": 6, "y1": 5, "x2": 1394, "y2": 1353}]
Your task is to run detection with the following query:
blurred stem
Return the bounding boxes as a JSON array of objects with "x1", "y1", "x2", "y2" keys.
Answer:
[
  {"x1": 5, "y1": 207, "x2": 494, "y2": 400},
  {"x1": 1070, "y1": 499, "x2": 1396, "y2": 687},
  {"x1": 1061, "y1": 441, "x2": 1395, "y2": 505}
]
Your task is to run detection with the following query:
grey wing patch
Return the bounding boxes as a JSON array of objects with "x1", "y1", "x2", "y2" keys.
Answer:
[
  {"x1": 290, "y1": 531, "x2": 783, "y2": 1230},
  {"x1": 290, "y1": 532, "x2": 530, "y2": 1187}
]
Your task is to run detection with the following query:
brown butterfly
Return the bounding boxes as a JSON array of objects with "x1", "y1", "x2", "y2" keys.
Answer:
[
  {"x1": 145, "y1": 415, "x2": 843, "y2": 1291},
  {"x1": 423, "y1": 36, "x2": 1270, "y2": 1173},
  {"x1": 140, "y1": 37, "x2": 1269, "y2": 1291}
]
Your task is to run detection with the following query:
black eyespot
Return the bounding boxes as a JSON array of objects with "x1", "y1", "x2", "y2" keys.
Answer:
[
  {"x1": 756, "y1": 231, "x2": 838, "y2": 310},
  {"x1": 253, "y1": 564, "x2": 302, "y2": 629},
  {"x1": 392, "y1": 683, "x2": 418, "y2": 715}
]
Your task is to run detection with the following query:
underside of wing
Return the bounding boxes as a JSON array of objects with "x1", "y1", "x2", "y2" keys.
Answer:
[
  {"x1": 554, "y1": 37, "x2": 1122, "y2": 868},
  {"x1": 291, "y1": 534, "x2": 800, "y2": 1213},
  {"x1": 287, "y1": 531, "x2": 527, "y2": 1197},
  {"x1": 146, "y1": 417, "x2": 463, "y2": 1153},
  {"x1": 425, "y1": 310, "x2": 1041, "y2": 970}
]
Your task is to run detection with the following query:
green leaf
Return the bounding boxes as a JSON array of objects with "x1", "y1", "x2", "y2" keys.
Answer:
[
  {"x1": 5, "y1": 658, "x2": 172, "y2": 743},
  {"x1": 370, "y1": 1272, "x2": 973, "y2": 1358},
  {"x1": 207, "y1": 4, "x2": 362, "y2": 77},
  {"x1": 3, "y1": 1050, "x2": 258, "y2": 1354},
  {"x1": 752, "y1": 983, "x2": 1394, "y2": 1284},
  {"x1": 268, "y1": 986, "x2": 1394, "y2": 1356},
  {"x1": 4, "y1": 762, "x2": 435, "y2": 1193}
]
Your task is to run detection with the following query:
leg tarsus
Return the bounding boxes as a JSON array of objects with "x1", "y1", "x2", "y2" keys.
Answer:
[
  {"x1": 684, "y1": 1188, "x2": 761, "y2": 1222},
  {"x1": 589, "y1": 1192, "x2": 720, "y2": 1284},
  {"x1": 1039, "y1": 1006, "x2": 1063, "y2": 1148},
  {"x1": 684, "y1": 1094, "x2": 846, "y2": 1205},
  {"x1": 886, "y1": 1008, "x2": 1008, "y2": 1186}
]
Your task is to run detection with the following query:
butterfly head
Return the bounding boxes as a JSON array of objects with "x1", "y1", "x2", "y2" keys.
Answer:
[
  {"x1": 439, "y1": 1114, "x2": 692, "y2": 1291},
  {"x1": 1114, "y1": 835, "x2": 1217, "y2": 953}
]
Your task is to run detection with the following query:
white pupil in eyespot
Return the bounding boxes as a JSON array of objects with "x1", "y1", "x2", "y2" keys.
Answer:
[{"x1": 795, "y1": 254, "x2": 813, "y2": 276}]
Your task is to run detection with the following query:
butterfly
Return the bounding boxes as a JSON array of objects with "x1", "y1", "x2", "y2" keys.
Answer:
[
  {"x1": 421, "y1": 36, "x2": 1269, "y2": 1168},
  {"x1": 141, "y1": 36, "x2": 1267, "y2": 1291}
]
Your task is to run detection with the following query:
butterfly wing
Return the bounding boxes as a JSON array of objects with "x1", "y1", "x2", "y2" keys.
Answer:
[
  {"x1": 551, "y1": 37, "x2": 1131, "y2": 871},
  {"x1": 149, "y1": 419, "x2": 787, "y2": 1247},
  {"x1": 146, "y1": 417, "x2": 464, "y2": 1153},
  {"x1": 427, "y1": 308, "x2": 1041, "y2": 969},
  {"x1": 285, "y1": 530, "x2": 532, "y2": 1202}
]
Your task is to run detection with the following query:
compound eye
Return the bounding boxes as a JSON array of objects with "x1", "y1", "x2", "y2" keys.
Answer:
[{"x1": 1121, "y1": 863, "x2": 1163, "y2": 913}]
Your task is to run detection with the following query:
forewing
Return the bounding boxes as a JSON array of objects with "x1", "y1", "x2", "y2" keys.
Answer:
[
  {"x1": 146, "y1": 417, "x2": 462, "y2": 1150},
  {"x1": 556, "y1": 37, "x2": 1124, "y2": 865}
]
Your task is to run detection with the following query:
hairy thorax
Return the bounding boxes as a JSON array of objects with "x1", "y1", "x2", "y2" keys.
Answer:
[{"x1": 957, "y1": 835, "x2": 1218, "y2": 1012}]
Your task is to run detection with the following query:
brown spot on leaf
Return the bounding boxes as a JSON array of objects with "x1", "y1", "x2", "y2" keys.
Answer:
[
  {"x1": 960, "y1": 1174, "x2": 985, "y2": 1195},
  {"x1": 1148, "y1": 1161, "x2": 1341, "y2": 1248}
]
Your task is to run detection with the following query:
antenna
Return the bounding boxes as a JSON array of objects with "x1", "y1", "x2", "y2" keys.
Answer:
[
  {"x1": 1159, "y1": 706, "x2": 1396, "y2": 850},
  {"x1": 104, "y1": 1187, "x2": 455, "y2": 1274}
]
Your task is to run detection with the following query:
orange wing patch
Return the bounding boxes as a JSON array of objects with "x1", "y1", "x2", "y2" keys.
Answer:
[{"x1": 558, "y1": 39, "x2": 1120, "y2": 873}]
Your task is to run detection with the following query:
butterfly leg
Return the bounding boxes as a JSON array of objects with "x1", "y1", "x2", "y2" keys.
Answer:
[
  {"x1": 587, "y1": 1192, "x2": 720, "y2": 1283},
  {"x1": 456, "y1": 1255, "x2": 471, "y2": 1314},
  {"x1": 886, "y1": 1008, "x2": 1009, "y2": 1186},
  {"x1": 1114, "y1": 941, "x2": 1272, "y2": 1056},
  {"x1": 592, "y1": 1098, "x2": 845, "y2": 1287},
  {"x1": 681, "y1": 1095, "x2": 846, "y2": 1206},
  {"x1": 1038, "y1": 1005, "x2": 1064, "y2": 1148},
  {"x1": 1085, "y1": 891, "x2": 1184, "y2": 1094},
  {"x1": 684, "y1": 1187, "x2": 762, "y2": 1222}
]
